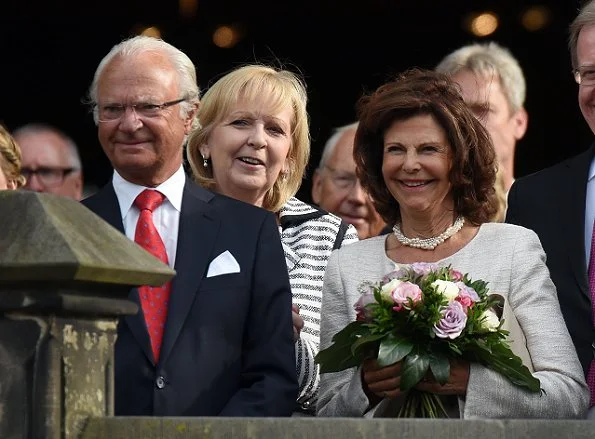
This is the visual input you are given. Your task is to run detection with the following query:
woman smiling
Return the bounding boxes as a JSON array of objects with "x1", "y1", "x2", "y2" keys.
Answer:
[
  {"x1": 186, "y1": 64, "x2": 358, "y2": 415},
  {"x1": 316, "y1": 68, "x2": 588, "y2": 419}
]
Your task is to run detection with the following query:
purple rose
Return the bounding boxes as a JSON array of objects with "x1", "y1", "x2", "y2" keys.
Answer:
[
  {"x1": 382, "y1": 268, "x2": 408, "y2": 283},
  {"x1": 433, "y1": 301, "x2": 468, "y2": 339},
  {"x1": 354, "y1": 292, "x2": 376, "y2": 322},
  {"x1": 410, "y1": 262, "x2": 439, "y2": 276}
]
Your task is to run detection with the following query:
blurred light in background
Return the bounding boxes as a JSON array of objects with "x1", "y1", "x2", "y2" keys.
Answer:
[
  {"x1": 521, "y1": 5, "x2": 552, "y2": 31},
  {"x1": 466, "y1": 11, "x2": 499, "y2": 37},
  {"x1": 139, "y1": 26, "x2": 162, "y2": 38},
  {"x1": 179, "y1": 0, "x2": 198, "y2": 19},
  {"x1": 213, "y1": 25, "x2": 242, "y2": 48}
]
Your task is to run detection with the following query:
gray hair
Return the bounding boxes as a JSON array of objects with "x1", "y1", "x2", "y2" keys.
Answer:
[
  {"x1": 435, "y1": 41, "x2": 526, "y2": 114},
  {"x1": 12, "y1": 123, "x2": 82, "y2": 171},
  {"x1": 569, "y1": 0, "x2": 595, "y2": 70},
  {"x1": 86, "y1": 35, "x2": 199, "y2": 126},
  {"x1": 318, "y1": 121, "x2": 359, "y2": 169}
]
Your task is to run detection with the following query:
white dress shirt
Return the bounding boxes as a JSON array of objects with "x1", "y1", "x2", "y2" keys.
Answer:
[
  {"x1": 585, "y1": 157, "x2": 595, "y2": 269},
  {"x1": 112, "y1": 166, "x2": 185, "y2": 269}
]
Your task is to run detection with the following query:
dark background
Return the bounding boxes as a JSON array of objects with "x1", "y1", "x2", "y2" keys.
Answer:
[{"x1": 0, "y1": 0, "x2": 591, "y2": 201}]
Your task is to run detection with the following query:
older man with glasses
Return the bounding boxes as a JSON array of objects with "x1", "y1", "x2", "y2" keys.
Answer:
[
  {"x1": 312, "y1": 122, "x2": 386, "y2": 239},
  {"x1": 81, "y1": 35, "x2": 297, "y2": 418},
  {"x1": 12, "y1": 123, "x2": 83, "y2": 200}
]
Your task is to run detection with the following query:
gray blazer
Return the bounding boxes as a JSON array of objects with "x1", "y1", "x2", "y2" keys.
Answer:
[{"x1": 317, "y1": 223, "x2": 589, "y2": 418}]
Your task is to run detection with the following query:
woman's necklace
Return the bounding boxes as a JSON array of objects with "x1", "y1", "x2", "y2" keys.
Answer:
[{"x1": 392, "y1": 216, "x2": 465, "y2": 250}]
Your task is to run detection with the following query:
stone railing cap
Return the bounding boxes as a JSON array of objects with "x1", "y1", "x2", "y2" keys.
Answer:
[{"x1": 0, "y1": 191, "x2": 175, "y2": 286}]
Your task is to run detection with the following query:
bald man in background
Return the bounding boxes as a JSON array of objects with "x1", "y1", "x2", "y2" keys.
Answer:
[
  {"x1": 312, "y1": 122, "x2": 386, "y2": 239},
  {"x1": 12, "y1": 123, "x2": 84, "y2": 200}
]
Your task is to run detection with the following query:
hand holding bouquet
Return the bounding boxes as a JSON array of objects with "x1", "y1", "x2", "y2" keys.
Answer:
[{"x1": 315, "y1": 263, "x2": 541, "y2": 417}]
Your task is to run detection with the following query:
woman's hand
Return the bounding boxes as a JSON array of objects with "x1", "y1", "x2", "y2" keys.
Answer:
[
  {"x1": 292, "y1": 304, "x2": 304, "y2": 343},
  {"x1": 415, "y1": 359, "x2": 470, "y2": 396},
  {"x1": 361, "y1": 359, "x2": 404, "y2": 403},
  {"x1": 362, "y1": 358, "x2": 470, "y2": 405}
]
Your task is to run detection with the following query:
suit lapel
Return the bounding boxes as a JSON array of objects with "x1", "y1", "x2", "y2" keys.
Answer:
[
  {"x1": 85, "y1": 183, "x2": 155, "y2": 363},
  {"x1": 562, "y1": 146, "x2": 595, "y2": 299},
  {"x1": 85, "y1": 182, "x2": 125, "y2": 233},
  {"x1": 159, "y1": 181, "x2": 219, "y2": 364}
]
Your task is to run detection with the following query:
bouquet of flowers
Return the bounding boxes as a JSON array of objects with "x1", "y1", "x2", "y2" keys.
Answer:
[{"x1": 315, "y1": 262, "x2": 541, "y2": 417}]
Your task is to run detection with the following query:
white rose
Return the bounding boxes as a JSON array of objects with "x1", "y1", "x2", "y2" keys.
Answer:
[
  {"x1": 431, "y1": 280, "x2": 459, "y2": 301},
  {"x1": 480, "y1": 309, "x2": 500, "y2": 332},
  {"x1": 380, "y1": 279, "x2": 402, "y2": 302}
]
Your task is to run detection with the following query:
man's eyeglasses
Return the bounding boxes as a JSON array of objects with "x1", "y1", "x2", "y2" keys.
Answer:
[
  {"x1": 322, "y1": 165, "x2": 359, "y2": 190},
  {"x1": 573, "y1": 66, "x2": 595, "y2": 86},
  {"x1": 21, "y1": 167, "x2": 78, "y2": 187},
  {"x1": 96, "y1": 98, "x2": 186, "y2": 122}
]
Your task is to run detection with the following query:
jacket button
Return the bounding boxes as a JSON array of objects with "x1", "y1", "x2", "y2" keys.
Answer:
[{"x1": 156, "y1": 376, "x2": 166, "y2": 389}]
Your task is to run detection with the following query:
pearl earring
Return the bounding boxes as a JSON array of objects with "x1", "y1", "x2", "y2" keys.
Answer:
[{"x1": 202, "y1": 156, "x2": 208, "y2": 168}]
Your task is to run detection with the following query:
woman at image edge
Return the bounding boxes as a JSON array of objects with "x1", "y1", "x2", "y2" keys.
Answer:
[{"x1": 316, "y1": 68, "x2": 589, "y2": 418}]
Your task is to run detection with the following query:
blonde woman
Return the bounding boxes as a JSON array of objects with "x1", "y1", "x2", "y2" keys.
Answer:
[{"x1": 187, "y1": 64, "x2": 358, "y2": 414}]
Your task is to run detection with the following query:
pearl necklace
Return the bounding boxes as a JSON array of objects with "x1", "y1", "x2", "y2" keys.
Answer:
[{"x1": 392, "y1": 216, "x2": 465, "y2": 250}]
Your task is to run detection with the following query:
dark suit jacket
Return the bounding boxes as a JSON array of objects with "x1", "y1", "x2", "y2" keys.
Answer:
[
  {"x1": 82, "y1": 179, "x2": 298, "y2": 416},
  {"x1": 506, "y1": 145, "x2": 595, "y2": 376}
]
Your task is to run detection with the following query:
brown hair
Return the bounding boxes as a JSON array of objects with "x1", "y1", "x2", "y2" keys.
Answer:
[
  {"x1": 0, "y1": 124, "x2": 25, "y2": 188},
  {"x1": 354, "y1": 68, "x2": 498, "y2": 226}
]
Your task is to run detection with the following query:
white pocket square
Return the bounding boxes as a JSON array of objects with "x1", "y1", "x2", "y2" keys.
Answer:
[{"x1": 206, "y1": 250, "x2": 241, "y2": 278}]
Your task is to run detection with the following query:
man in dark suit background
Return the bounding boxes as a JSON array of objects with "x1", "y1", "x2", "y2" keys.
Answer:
[
  {"x1": 82, "y1": 35, "x2": 297, "y2": 416},
  {"x1": 506, "y1": 0, "x2": 595, "y2": 417}
]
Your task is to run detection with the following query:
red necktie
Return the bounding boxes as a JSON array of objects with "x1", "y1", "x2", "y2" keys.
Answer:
[
  {"x1": 134, "y1": 189, "x2": 171, "y2": 363},
  {"x1": 587, "y1": 219, "x2": 595, "y2": 406}
]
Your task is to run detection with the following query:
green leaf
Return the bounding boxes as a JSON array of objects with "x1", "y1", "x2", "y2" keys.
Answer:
[
  {"x1": 377, "y1": 335, "x2": 414, "y2": 367},
  {"x1": 400, "y1": 352, "x2": 430, "y2": 391},
  {"x1": 331, "y1": 321, "x2": 367, "y2": 343},
  {"x1": 315, "y1": 321, "x2": 367, "y2": 373},
  {"x1": 467, "y1": 342, "x2": 541, "y2": 392},
  {"x1": 351, "y1": 332, "x2": 386, "y2": 357},
  {"x1": 429, "y1": 354, "x2": 450, "y2": 385}
]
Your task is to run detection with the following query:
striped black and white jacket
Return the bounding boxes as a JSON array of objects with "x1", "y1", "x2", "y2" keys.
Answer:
[{"x1": 278, "y1": 197, "x2": 359, "y2": 414}]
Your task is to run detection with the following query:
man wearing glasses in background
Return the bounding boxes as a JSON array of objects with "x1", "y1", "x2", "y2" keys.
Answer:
[
  {"x1": 81, "y1": 35, "x2": 297, "y2": 417},
  {"x1": 311, "y1": 122, "x2": 386, "y2": 239},
  {"x1": 12, "y1": 123, "x2": 83, "y2": 200}
]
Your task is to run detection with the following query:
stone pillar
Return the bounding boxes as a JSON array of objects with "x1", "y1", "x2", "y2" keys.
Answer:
[{"x1": 0, "y1": 191, "x2": 175, "y2": 439}]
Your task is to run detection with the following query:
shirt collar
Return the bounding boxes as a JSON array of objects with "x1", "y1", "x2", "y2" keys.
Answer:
[
  {"x1": 112, "y1": 165, "x2": 186, "y2": 218},
  {"x1": 589, "y1": 156, "x2": 595, "y2": 182}
]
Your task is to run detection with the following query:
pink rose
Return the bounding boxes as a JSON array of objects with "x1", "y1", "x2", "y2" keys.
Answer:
[
  {"x1": 391, "y1": 281, "x2": 422, "y2": 311},
  {"x1": 455, "y1": 282, "x2": 480, "y2": 309},
  {"x1": 456, "y1": 295, "x2": 474, "y2": 309},
  {"x1": 450, "y1": 269, "x2": 464, "y2": 281}
]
